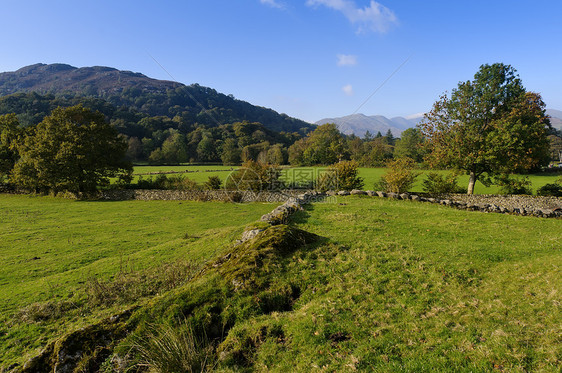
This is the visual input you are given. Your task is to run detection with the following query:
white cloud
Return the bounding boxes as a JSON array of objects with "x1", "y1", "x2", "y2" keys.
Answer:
[
  {"x1": 306, "y1": 0, "x2": 397, "y2": 33},
  {"x1": 342, "y1": 84, "x2": 354, "y2": 96},
  {"x1": 405, "y1": 112, "x2": 425, "y2": 120},
  {"x1": 260, "y1": 0, "x2": 285, "y2": 9},
  {"x1": 337, "y1": 54, "x2": 357, "y2": 67}
]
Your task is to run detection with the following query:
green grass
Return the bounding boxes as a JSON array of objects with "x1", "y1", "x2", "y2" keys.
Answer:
[
  {"x1": 130, "y1": 165, "x2": 237, "y2": 183},
  {"x1": 281, "y1": 166, "x2": 561, "y2": 194},
  {"x1": 211, "y1": 196, "x2": 562, "y2": 371},
  {"x1": 0, "y1": 194, "x2": 276, "y2": 367},
  {"x1": 3, "y1": 191, "x2": 561, "y2": 371},
  {"x1": 123, "y1": 165, "x2": 560, "y2": 194}
]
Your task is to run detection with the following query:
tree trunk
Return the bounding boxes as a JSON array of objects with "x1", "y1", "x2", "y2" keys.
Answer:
[{"x1": 467, "y1": 171, "x2": 476, "y2": 195}]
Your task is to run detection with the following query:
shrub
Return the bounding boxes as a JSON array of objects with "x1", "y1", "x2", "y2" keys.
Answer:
[
  {"x1": 422, "y1": 172, "x2": 464, "y2": 195},
  {"x1": 537, "y1": 183, "x2": 562, "y2": 196},
  {"x1": 204, "y1": 176, "x2": 222, "y2": 190},
  {"x1": 495, "y1": 174, "x2": 533, "y2": 195},
  {"x1": 115, "y1": 170, "x2": 133, "y2": 188},
  {"x1": 135, "y1": 174, "x2": 199, "y2": 190},
  {"x1": 225, "y1": 160, "x2": 280, "y2": 192},
  {"x1": 166, "y1": 175, "x2": 200, "y2": 190},
  {"x1": 376, "y1": 158, "x2": 419, "y2": 193},
  {"x1": 319, "y1": 160, "x2": 364, "y2": 191}
]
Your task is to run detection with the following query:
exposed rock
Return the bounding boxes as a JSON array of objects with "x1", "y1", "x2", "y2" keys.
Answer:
[
  {"x1": 18, "y1": 308, "x2": 135, "y2": 373},
  {"x1": 239, "y1": 229, "x2": 265, "y2": 243},
  {"x1": 350, "y1": 189, "x2": 367, "y2": 195}
]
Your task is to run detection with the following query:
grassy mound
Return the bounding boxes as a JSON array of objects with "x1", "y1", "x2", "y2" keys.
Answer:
[
  {"x1": 0, "y1": 195, "x2": 276, "y2": 369},
  {"x1": 14, "y1": 224, "x2": 318, "y2": 372}
]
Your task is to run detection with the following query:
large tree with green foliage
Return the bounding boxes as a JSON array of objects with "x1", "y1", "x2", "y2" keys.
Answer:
[
  {"x1": 0, "y1": 114, "x2": 21, "y2": 181},
  {"x1": 288, "y1": 123, "x2": 349, "y2": 166},
  {"x1": 12, "y1": 105, "x2": 131, "y2": 194},
  {"x1": 394, "y1": 128, "x2": 425, "y2": 162},
  {"x1": 420, "y1": 63, "x2": 551, "y2": 194}
]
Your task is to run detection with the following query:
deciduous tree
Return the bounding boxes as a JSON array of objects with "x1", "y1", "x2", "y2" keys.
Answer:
[
  {"x1": 420, "y1": 63, "x2": 550, "y2": 194},
  {"x1": 0, "y1": 114, "x2": 21, "y2": 180},
  {"x1": 12, "y1": 105, "x2": 131, "y2": 194},
  {"x1": 394, "y1": 128, "x2": 425, "y2": 162}
]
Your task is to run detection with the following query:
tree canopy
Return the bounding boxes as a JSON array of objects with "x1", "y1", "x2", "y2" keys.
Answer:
[
  {"x1": 419, "y1": 63, "x2": 551, "y2": 194},
  {"x1": 0, "y1": 114, "x2": 21, "y2": 180},
  {"x1": 11, "y1": 105, "x2": 131, "y2": 194}
]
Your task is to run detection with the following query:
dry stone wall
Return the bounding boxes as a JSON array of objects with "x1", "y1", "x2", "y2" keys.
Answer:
[
  {"x1": 328, "y1": 190, "x2": 562, "y2": 218},
  {"x1": 99, "y1": 189, "x2": 312, "y2": 203}
]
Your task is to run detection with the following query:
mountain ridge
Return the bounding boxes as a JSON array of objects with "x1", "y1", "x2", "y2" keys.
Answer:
[
  {"x1": 546, "y1": 109, "x2": 562, "y2": 130},
  {"x1": 0, "y1": 63, "x2": 314, "y2": 134},
  {"x1": 320, "y1": 108, "x2": 562, "y2": 137},
  {"x1": 315, "y1": 113, "x2": 423, "y2": 138}
]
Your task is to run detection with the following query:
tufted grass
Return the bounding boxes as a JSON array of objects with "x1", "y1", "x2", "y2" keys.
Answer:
[
  {"x1": 0, "y1": 194, "x2": 277, "y2": 368},
  {"x1": 210, "y1": 195, "x2": 562, "y2": 371}
]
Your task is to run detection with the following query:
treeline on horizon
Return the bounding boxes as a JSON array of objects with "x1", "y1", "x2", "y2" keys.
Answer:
[{"x1": 0, "y1": 91, "x2": 561, "y2": 169}]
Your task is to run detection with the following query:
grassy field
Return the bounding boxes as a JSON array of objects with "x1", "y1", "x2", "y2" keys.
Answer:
[
  {"x1": 211, "y1": 196, "x2": 562, "y2": 371},
  {"x1": 128, "y1": 165, "x2": 561, "y2": 194},
  {"x1": 1, "y1": 192, "x2": 561, "y2": 371},
  {"x1": 0, "y1": 195, "x2": 277, "y2": 367},
  {"x1": 131, "y1": 165, "x2": 236, "y2": 183},
  {"x1": 280, "y1": 167, "x2": 561, "y2": 194}
]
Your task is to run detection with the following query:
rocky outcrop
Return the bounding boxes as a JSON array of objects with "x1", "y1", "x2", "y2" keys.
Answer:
[
  {"x1": 17, "y1": 309, "x2": 135, "y2": 373},
  {"x1": 259, "y1": 191, "x2": 324, "y2": 225}
]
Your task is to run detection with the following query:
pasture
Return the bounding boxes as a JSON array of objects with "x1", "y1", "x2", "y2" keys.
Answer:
[
  {"x1": 128, "y1": 165, "x2": 561, "y2": 194},
  {"x1": 0, "y1": 195, "x2": 276, "y2": 367},
  {"x1": 221, "y1": 195, "x2": 562, "y2": 371}
]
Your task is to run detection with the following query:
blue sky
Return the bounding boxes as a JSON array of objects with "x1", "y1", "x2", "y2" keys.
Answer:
[{"x1": 1, "y1": 0, "x2": 561, "y2": 122}]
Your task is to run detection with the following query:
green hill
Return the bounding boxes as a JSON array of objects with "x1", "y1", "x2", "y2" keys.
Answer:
[{"x1": 0, "y1": 63, "x2": 314, "y2": 134}]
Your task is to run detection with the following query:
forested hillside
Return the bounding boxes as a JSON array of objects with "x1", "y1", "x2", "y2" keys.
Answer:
[
  {"x1": 0, "y1": 64, "x2": 313, "y2": 133},
  {"x1": 0, "y1": 64, "x2": 315, "y2": 164}
]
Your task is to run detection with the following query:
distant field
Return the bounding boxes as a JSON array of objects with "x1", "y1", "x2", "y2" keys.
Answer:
[
  {"x1": 282, "y1": 167, "x2": 561, "y2": 194},
  {"x1": 131, "y1": 165, "x2": 236, "y2": 183},
  {"x1": 0, "y1": 194, "x2": 276, "y2": 367},
  {"x1": 127, "y1": 165, "x2": 560, "y2": 194}
]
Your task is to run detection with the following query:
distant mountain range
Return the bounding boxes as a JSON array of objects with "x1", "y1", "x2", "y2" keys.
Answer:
[
  {"x1": 319, "y1": 108, "x2": 562, "y2": 138},
  {"x1": 0, "y1": 63, "x2": 314, "y2": 134},
  {"x1": 546, "y1": 109, "x2": 562, "y2": 130},
  {"x1": 315, "y1": 113, "x2": 424, "y2": 138}
]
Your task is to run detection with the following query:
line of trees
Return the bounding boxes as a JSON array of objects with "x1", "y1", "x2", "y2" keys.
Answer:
[
  {"x1": 0, "y1": 63, "x2": 558, "y2": 196},
  {"x1": 286, "y1": 123, "x2": 426, "y2": 167}
]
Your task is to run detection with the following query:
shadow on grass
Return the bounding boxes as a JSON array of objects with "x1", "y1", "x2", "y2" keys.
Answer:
[{"x1": 289, "y1": 199, "x2": 321, "y2": 225}]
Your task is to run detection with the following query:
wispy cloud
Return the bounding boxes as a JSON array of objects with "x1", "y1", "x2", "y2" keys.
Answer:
[
  {"x1": 342, "y1": 84, "x2": 354, "y2": 96},
  {"x1": 306, "y1": 0, "x2": 397, "y2": 33},
  {"x1": 260, "y1": 0, "x2": 285, "y2": 9},
  {"x1": 405, "y1": 112, "x2": 425, "y2": 120},
  {"x1": 337, "y1": 54, "x2": 357, "y2": 67}
]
